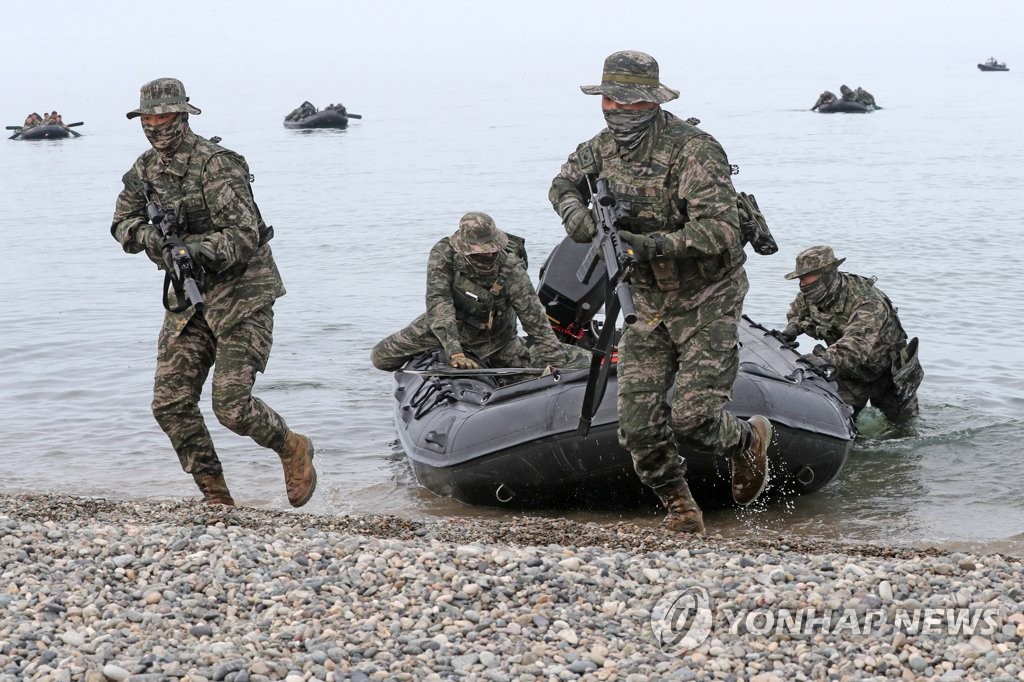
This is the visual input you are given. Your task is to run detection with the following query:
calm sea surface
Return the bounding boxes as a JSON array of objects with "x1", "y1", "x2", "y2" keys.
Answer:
[{"x1": 2, "y1": 38, "x2": 1023, "y2": 554}]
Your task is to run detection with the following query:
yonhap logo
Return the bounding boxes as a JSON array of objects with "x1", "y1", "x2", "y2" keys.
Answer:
[{"x1": 650, "y1": 586, "x2": 713, "y2": 655}]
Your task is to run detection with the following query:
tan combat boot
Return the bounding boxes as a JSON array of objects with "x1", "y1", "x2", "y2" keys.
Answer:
[
  {"x1": 659, "y1": 483, "x2": 705, "y2": 533},
  {"x1": 275, "y1": 430, "x2": 317, "y2": 507},
  {"x1": 193, "y1": 473, "x2": 236, "y2": 506},
  {"x1": 731, "y1": 415, "x2": 772, "y2": 506}
]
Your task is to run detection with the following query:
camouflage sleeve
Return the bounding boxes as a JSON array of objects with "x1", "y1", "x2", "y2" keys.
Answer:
[
  {"x1": 820, "y1": 296, "x2": 889, "y2": 372},
  {"x1": 506, "y1": 265, "x2": 565, "y2": 365},
  {"x1": 549, "y1": 139, "x2": 597, "y2": 226},
  {"x1": 110, "y1": 164, "x2": 149, "y2": 253},
  {"x1": 663, "y1": 135, "x2": 742, "y2": 258},
  {"x1": 423, "y1": 241, "x2": 463, "y2": 360},
  {"x1": 194, "y1": 154, "x2": 261, "y2": 270},
  {"x1": 785, "y1": 295, "x2": 810, "y2": 335}
]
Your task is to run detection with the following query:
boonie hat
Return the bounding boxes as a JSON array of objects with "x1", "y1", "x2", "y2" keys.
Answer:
[
  {"x1": 784, "y1": 245, "x2": 847, "y2": 280},
  {"x1": 126, "y1": 78, "x2": 202, "y2": 119},
  {"x1": 580, "y1": 50, "x2": 679, "y2": 105},
  {"x1": 450, "y1": 212, "x2": 509, "y2": 255}
]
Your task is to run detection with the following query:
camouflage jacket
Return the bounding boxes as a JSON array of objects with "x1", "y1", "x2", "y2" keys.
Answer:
[
  {"x1": 111, "y1": 129, "x2": 285, "y2": 337},
  {"x1": 426, "y1": 236, "x2": 565, "y2": 362},
  {"x1": 549, "y1": 109, "x2": 747, "y2": 334},
  {"x1": 786, "y1": 273, "x2": 907, "y2": 381}
]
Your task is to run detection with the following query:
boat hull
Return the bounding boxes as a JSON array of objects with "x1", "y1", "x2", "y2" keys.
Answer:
[
  {"x1": 816, "y1": 99, "x2": 873, "y2": 114},
  {"x1": 392, "y1": 316, "x2": 856, "y2": 510},
  {"x1": 283, "y1": 110, "x2": 349, "y2": 129},
  {"x1": 16, "y1": 124, "x2": 70, "y2": 140},
  {"x1": 978, "y1": 63, "x2": 1009, "y2": 72}
]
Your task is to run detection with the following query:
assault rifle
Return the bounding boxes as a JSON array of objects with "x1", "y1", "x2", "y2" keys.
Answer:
[
  {"x1": 575, "y1": 176, "x2": 638, "y2": 437},
  {"x1": 142, "y1": 182, "x2": 205, "y2": 313}
]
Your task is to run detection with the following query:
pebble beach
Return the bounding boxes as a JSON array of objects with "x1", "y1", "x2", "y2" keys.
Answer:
[{"x1": 1, "y1": 493, "x2": 1023, "y2": 682}]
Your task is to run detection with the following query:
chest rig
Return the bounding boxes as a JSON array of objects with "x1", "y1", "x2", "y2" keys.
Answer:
[
  {"x1": 450, "y1": 251, "x2": 515, "y2": 338},
  {"x1": 144, "y1": 137, "x2": 273, "y2": 246}
]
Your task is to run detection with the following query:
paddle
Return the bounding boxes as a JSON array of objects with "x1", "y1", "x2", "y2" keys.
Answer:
[
  {"x1": 64, "y1": 121, "x2": 84, "y2": 127},
  {"x1": 66, "y1": 128, "x2": 82, "y2": 138},
  {"x1": 5, "y1": 126, "x2": 22, "y2": 131},
  {"x1": 346, "y1": 113, "x2": 362, "y2": 119}
]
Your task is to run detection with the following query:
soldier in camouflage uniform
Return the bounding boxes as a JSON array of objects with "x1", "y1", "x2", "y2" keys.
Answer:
[
  {"x1": 854, "y1": 87, "x2": 878, "y2": 109},
  {"x1": 779, "y1": 246, "x2": 922, "y2": 423},
  {"x1": 549, "y1": 51, "x2": 773, "y2": 534},
  {"x1": 811, "y1": 90, "x2": 837, "y2": 111},
  {"x1": 285, "y1": 101, "x2": 316, "y2": 121},
  {"x1": 111, "y1": 78, "x2": 317, "y2": 508},
  {"x1": 371, "y1": 212, "x2": 588, "y2": 372}
]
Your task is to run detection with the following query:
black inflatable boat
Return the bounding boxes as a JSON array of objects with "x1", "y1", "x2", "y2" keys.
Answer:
[
  {"x1": 283, "y1": 110, "x2": 351, "y2": 130},
  {"x1": 816, "y1": 99, "x2": 874, "y2": 114},
  {"x1": 14, "y1": 124, "x2": 71, "y2": 140},
  {"x1": 389, "y1": 238, "x2": 856, "y2": 510}
]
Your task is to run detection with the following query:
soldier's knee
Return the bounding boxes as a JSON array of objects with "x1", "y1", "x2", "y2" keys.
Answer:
[
  {"x1": 670, "y1": 402, "x2": 718, "y2": 439},
  {"x1": 371, "y1": 344, "x2": 403, "y2": 371}
]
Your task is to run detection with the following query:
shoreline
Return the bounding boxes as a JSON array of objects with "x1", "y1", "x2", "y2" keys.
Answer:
[{"x1": 2, "y1": 493, "x2": 1022, "y2": 681}]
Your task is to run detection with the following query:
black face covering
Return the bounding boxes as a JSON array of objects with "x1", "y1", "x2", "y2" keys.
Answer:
[
  {"x1": 800, "y1": 270, "x2": 844, "y2": 307},
  {"x1": 141, "y1": 113, "x2": 189, "y2": 158},
  {"x1": 467, "y1": 252, "x2": 500, "y2": 276},
  {"x1": 603, "y1": 107, "x2": 659, "y2": 151}
]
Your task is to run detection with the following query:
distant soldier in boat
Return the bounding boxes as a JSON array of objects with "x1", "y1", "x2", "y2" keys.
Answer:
[
  {"x1": 325, "y1": 103, "x2": 347, "y2": 115},
  {"x1": 777, "y1": 245, "x2": 923, "y2": 424},
  {"x1": 371, "y1": 212, "x2": 588, "y2": 372},
  {"x1": 285, "y1": 101, "x2": 317, "y2": 121},
  {"x1": 811, "y1": 90, "x2": 837, "y2": 111},
  {"x1": 549, "y1": 50, "x2": 773, "y2": 535},
  {"x1": 839, "y1": 84, "x2": 857, "y2": 102},
  {"x1": 854, "y1": 87, "x2": 877, "y2": 108},
  {"x1": 111, "y1": 77, "x2": 317, "y2": 509},
  {"x1": 22, "y1": 112, "x2": 42, "y2": 129}
]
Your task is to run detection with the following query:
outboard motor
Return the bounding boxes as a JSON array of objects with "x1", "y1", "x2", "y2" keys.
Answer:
[{"x1": 537, "y1": 236, "x2": 608, "y2": 345}]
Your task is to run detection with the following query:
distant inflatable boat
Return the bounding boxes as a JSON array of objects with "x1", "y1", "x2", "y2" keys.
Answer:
[
  {"x1": 283, "y1": 110, "x2": 357, "y2": 130},
  {"x1": 978, "y1": 62, "x2": 1009, "y2": 72},
  {"x1": 816, "y1": 99, "x2": 875, "y2": 114}
]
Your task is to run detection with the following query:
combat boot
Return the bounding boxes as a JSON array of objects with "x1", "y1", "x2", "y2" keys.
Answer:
[
  {"x1": 193, "y1": 473, "x2": 235, "y2": 506},
  {"x1": 731, "y1": 416, "x2": 772, "y2": 506},
  {"x1": 659, "y1": 483, "x2": 705, "y2": 533},
  {"x1": 274, "y1": 430, "x2": 317, "y2": 507}
]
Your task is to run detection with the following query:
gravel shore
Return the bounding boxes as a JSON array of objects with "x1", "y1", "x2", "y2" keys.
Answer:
[{"x1": 2, "y1": 493, "x2": 1022, "y2": 681}]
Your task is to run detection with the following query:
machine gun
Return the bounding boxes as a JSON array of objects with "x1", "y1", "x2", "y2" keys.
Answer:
[
  {"x1": 142, "y1": 182, "x2": 205, "y2": 313},
  {"x1": 575, "y1": 176, "x2": 638, "y2": 437}
]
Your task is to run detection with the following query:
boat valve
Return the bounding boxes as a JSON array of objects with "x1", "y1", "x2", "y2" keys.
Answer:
[
  {"x1": 495, "y1": 484, "x2": 516, "y2": 504},
  {"x1": 795, "y1": 466, "x2": 815, "y2": 485}
]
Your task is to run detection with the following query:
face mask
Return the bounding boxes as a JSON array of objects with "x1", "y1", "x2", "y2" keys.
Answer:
[
  {"x1": 142, "y1": 113, "x2": 189, "y2": 157},
  {"x1": 603, "y1": 107, "x2": 659, "y2": 151},
  {"x1": 800, "y1": 270, "x2": 843, "y2": 307},
  {"x1": 467, "y1": 252, "x2": 500, "y2": 276}
]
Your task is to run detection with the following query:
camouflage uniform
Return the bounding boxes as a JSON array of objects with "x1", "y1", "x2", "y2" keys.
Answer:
[
  {"x1": 111, "y1": 78, "x2": 316, "y2": 507},
  {"x1": 854, "y1": 87, "x2": 877, "y2": 108},
  {"x1": 783, "y1": 246, "x2": 921, "y2": 423},
  {"x1": 550, "y1": 51, "x2": 771, "y2": 529},
  {"x1": 812, "y1": 91, "x2": 836, "y2": 111},
  {"x1": 372, "y1": 212, "x2": 584, "y2": 371}
]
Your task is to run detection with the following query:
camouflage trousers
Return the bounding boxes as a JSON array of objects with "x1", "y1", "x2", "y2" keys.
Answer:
[
  {"x1": 837, "y1": 373, "x2": 919, "y2": 423},
  {"x1": 371, "y1": 312, "x2": 532, "y2": 370},
  {"x1": 616, "y1": 308, "x2": 748, "y2": 497},
  {"x1": 152, "y1": 306, "x2": 289, "y2": 477}
]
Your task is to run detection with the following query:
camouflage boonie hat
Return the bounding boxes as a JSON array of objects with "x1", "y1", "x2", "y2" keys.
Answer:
[
  {"x1": 450, "y1": 212, "x2": 508, "y2": 255},
  {"x1": 126, "y1": 78, "x2": 202, "y2": 119},
  {"x1": 784, "y1": 245, "x2": 847, "y2": 280},
  {"x1": 580, "y1": 50, "x2": 679, "y2": 105}
]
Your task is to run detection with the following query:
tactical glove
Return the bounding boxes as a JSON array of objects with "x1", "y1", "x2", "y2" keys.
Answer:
[
  {"x1": 564, "y1": 205, "x2": 597, "y2": 243},
  {"x1": 449, "y1": 352, "x2": 481, "y2": 370},
  {"x1": 617, "y1": 231, "x2": 659, "y2": 262},
  {"x1": 798, "y1": 351, "x2": 836, "y2": 380},
  {"x1": 133, "y1": 225, "x2": 165, "y2": 263},
  {"x1": 185, "y1": 241, "x2": 221, "y2": 269},
  {"x1": 768, "y1": 328, "x2": 800, "y2": 349}
]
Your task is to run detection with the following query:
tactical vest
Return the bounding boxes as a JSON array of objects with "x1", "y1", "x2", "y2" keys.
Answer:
[
  {"x1": 449, "y1": 247, "x2": 516, "y2": 340},
  {"x1": 142, "y1": 137, "x2": 273, "y2": 246},
  {"x1": 574, "y1": 114, "x2": 745, "y2": 288}
]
